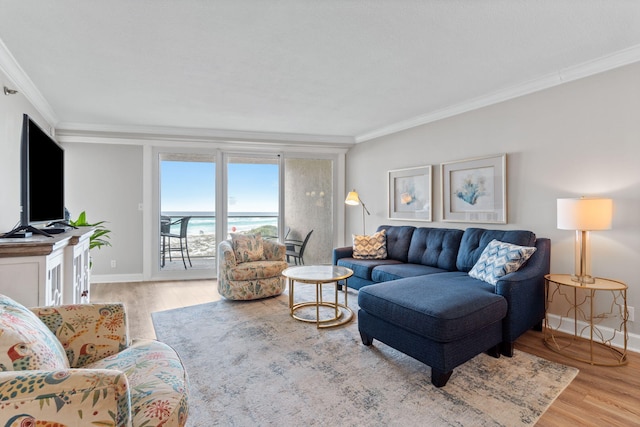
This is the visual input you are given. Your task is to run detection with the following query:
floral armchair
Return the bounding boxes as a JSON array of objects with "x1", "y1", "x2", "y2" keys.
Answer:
[
  {"x1": 217, "y1": 233, "x2": 288, "y2": 300},
  {"x1": 0, "y1": 294, "x2": 188, "y2": 427}
]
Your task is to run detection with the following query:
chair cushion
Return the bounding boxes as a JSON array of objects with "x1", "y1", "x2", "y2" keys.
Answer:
[
  {"x1": 227, "y1": 260, "x2": 289, "y2": 281},
  {"x1": 86, "y1": 339, "x2": 189, "y2": 427},
  {"x1": 353, "y1": 229, "x2": 387, "y2": 259},
  {"x1": 0, "y1": 294, "x2": 69, "y2": 371},
  {"x1": 32, "y1": 303, "x2": 129, "y2": 368},
  {"x1": 469, "y1": 239, "x2": 537, "y2": 285},
  {"x1": 231, "y1": 233, "x2": 265, "y2": 263}
]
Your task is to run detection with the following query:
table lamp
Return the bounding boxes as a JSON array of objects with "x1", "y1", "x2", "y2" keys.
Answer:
[
  {"x1": 557, "y1": 197, "x2": 613, "y2": 284},
  {"x1": 345, "y1": 190, "x2": 370, "y2": 235}
]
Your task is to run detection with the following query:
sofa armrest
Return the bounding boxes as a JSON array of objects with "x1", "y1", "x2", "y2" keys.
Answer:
[
  {"x1": 263, "y1": 238, "x2": 286, "y2": 261},
  {"x1": 0, "y1": 369, "x2": 131, "y2": 426},
  {"x1": 494, "y1": 238, "x2": 550, "y2": 343},
  {"x1": 31, "y1": 303, "x2": 129, "y2": 368},
  {"x1": 333, "y1": 246, "x2": 354, "y2": 264}
]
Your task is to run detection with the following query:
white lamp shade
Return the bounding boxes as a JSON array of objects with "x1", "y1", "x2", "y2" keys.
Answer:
[
  {"x1": 345, "y1": 190, "x2": 360, "y2": 206},
  {"x1": 557, "y1": 198, "x2": 613, "y2": 230}
]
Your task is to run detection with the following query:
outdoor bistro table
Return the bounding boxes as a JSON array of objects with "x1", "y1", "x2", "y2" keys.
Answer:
[{"x1": 282, "y1": 265, "x2": 354, "y2": 328}]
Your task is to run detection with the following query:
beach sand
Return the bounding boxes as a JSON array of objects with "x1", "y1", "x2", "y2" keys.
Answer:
[{"x1": 185, "y1": 233, "x2": 216, "y2": 257}]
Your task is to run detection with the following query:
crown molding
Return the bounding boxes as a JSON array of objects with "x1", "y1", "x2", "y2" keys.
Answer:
[
  {"x1": 4, "y1": 33, "x2": 639, "y2": 147},
  {"x1": 0, "y1": 39, "x2": 59, "y2": 126},
  {"x1": 55, "y1": 122, "x2": 356, "y2": 147},
  {"x1": 355, "y1": 44, "x2": 640, "y2": 143}
]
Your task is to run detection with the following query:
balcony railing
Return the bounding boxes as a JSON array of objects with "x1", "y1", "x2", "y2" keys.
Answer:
[{"x1": 160, "y1": 213, "x2": 278, "y2": 264}]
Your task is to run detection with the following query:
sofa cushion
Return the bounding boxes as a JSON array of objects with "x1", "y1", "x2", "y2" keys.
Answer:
[
  {"x1": 376, "y1": 225, "x2": 415, "y2": 262},
  {"x1": 407, "y1": 227, "x2": 464, "y2": 270},
  {"x1": 0, "y1": 294, "x2": 69, "y2": 371},
  {"x1": 456, "y1": 228, "x2": 536, "y2": 272},
  {"x1": 353, "y1": 229, "x2": 387, "y2": 259},
  {"x1": 358, "y1": 273, "x2": 507, "y2": 342},
  {"x1": 371, "y1": 263, "x2": 448, "y2": 282},
  {"x1": 86, "y1": 339, "x2": 189, "y2": 427},
  {"x1": 337, "y1": 258, "x2": 402, "y2": 281},
  {"x1": 469, "y1": 239, "x2": 537, "y2": 285},
  {"x1": 231, "y1": 233, "x2": 265, "y2": 263}
]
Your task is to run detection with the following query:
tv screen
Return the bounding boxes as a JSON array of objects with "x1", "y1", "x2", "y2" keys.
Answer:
[{"x1": 21, "y1": 114, "x2": 65, "y2": 226}]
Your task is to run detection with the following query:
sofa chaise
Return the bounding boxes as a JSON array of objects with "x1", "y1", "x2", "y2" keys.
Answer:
[{"x1": 333, "y1": 225, "x2": 550, "y2": 386}]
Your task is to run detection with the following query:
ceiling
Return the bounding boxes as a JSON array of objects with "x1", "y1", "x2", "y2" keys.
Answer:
[{"x1": 1, "y1": 1, "x2": 640, "y2": 145}]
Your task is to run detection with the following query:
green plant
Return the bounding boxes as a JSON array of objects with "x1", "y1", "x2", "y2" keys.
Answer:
[{"x1": 69, "y1": 211, "x2": 112, "y2": 250}]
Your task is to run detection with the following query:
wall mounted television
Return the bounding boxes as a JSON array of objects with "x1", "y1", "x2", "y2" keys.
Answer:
[{"x1": 3, "y1": 114, "x2": 66, "y2": 238}]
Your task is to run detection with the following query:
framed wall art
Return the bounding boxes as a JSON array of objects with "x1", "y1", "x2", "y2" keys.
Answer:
[
  {"x1": 441, "y1": 154, "x2": 507, "y2": 223},
  {"x1": 388, "y1": 165, "x2": 432, "y2": 221}
]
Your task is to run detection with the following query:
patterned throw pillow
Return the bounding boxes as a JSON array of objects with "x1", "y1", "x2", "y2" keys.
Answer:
[
  {"x1": 353, "y1": 230, "x2": 387, "y2": 260},
  {"x1": 231, "y1": 233, "x2": 265, "y2": 263},
  {"x1": 469, "y1": 239, "x2": 537, "y2": 285},
  {"x1": 0, "y1": 294, "x2": 69, "y2": 371}
]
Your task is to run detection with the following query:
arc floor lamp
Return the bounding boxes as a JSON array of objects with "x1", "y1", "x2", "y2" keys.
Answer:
[{"x1": 345, "y1": 190, "x2": 370, "y2": 235}]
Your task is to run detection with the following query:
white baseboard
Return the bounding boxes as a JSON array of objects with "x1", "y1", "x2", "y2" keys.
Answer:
[
  {"x1": 91, "y1": 273, "x2": 144, "y2": 284},
  {"x1": 545, "y1": 313, "x2": 640, "y2": 355}
]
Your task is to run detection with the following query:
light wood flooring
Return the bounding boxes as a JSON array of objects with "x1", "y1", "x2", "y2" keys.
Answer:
[{"x1": 91, "y1": 280, "x2": 640, "y2": 427}]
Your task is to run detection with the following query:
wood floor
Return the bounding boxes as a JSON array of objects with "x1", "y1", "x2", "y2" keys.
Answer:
[{"x1": 91, "y1": 280, "x2": 640, "y2": 427}]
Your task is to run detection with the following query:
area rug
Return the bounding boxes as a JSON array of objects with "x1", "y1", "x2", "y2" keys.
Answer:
[{"x1": 152, "y1": 287, "x2": 578, "y2": 427}]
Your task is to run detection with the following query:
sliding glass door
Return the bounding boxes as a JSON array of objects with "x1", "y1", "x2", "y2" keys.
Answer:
[
  {"x1": 224, "y1": 154, "x2": 281, "y2": 241},
  {"x1": 159, "y1": 153, "x2": 216, "y2": 271},
  {"x1": 153, "y1": 149, "x2": 339, "y2": 279}
]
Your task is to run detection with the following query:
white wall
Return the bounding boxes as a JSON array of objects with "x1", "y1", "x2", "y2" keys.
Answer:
[
  {"x1": 64, "y1": 142, "x2": 144, "y2": 276},
  {"x1": 345, "y1": 62, "x2": 640, "y2": 338}
]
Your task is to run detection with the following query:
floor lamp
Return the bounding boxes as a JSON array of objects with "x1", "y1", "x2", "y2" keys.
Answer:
[
  {"x1": 345, "y1": 190, "x2": 370, "y2": 235},
  {"x1": 557, "y1": 197, "x2": 613, "y2": 284}
]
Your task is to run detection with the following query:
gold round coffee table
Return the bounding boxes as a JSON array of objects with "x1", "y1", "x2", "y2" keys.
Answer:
[{"x1": 282, "y1": 265, "x2": 353, "y2": 328}]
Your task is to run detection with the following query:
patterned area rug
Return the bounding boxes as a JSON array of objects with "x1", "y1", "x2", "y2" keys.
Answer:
[{"x1": 152, "y1": 287, "x2": 578, "y2": 427}]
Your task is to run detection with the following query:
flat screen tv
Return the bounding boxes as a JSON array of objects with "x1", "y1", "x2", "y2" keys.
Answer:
[{"x1": 3, "y1": 114, "x2": 65, "y2": 238}]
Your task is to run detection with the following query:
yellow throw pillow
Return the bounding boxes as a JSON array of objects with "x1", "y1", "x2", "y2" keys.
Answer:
[{"x1": 353, "y1": 229, "x2": 387, "y2": 260}]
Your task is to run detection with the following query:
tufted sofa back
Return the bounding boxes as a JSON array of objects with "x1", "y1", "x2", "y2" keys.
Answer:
[
  {"x1": 376, "y1": 225, "x2": 415, "y2": 262},
  {"x1": 456, "y1": 228, "x2": 537, "y2": 272},
  {"x1": 406, "y1": 227, "x2": 464, "y2": 271}
]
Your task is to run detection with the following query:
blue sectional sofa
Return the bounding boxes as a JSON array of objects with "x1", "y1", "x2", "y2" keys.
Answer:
[{"x1": 333, "y1": 225, "x2": 550, "y2": 387}]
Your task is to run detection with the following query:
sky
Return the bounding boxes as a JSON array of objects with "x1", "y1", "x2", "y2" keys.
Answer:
[{"x1": 161, "y1": 160, "x2": 279, "y2": 213}]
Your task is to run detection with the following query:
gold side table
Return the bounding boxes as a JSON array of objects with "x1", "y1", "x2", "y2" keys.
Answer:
[
  {"x1": 544, "y1": 273, "x2": 628, "y2": 366},
  {"x1": 282, "y1": 265, "x2": 354, "y2": 329}
]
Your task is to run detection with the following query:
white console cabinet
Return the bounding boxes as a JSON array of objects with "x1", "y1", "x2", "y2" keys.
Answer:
[{"x1": 0, "y1": 227, "x2": 93, "y2": 307}]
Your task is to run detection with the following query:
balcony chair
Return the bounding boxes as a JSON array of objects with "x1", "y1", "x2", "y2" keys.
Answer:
[
  {"x1": 161, "y1": 216, "x2": 192, "y2": 269},
  {"x1": 285, "y1": 229, "x2": 313, "y2": 265},
  {"x1": 0, "y1": 294, "x2": 189, "y2": 426},
  {"x1": 217, "y1": 233, "x2": 288, "y2": 300}
]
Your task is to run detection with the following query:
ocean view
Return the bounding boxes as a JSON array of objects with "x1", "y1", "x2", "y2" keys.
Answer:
[{"x1": 163, "y1": 212, "x2": 277, "y2": 236}]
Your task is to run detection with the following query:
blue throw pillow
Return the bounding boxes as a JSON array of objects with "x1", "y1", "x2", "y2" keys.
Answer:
[{"x1": 469, "y1": 239, "x2": 536, "y2": 285}]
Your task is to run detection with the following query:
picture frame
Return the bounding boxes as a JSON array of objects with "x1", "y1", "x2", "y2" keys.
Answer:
[
  {"x1": 388, "y1": 165, "x2": 432, "y2": 221},
  {"x1": 441, "y1": 154, "x2": 507, "y2": 223}
]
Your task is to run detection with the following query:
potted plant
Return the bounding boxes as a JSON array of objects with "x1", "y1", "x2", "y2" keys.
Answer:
[{"x1": 69, "y1": 211, "x2": 112, "y2": 251}]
